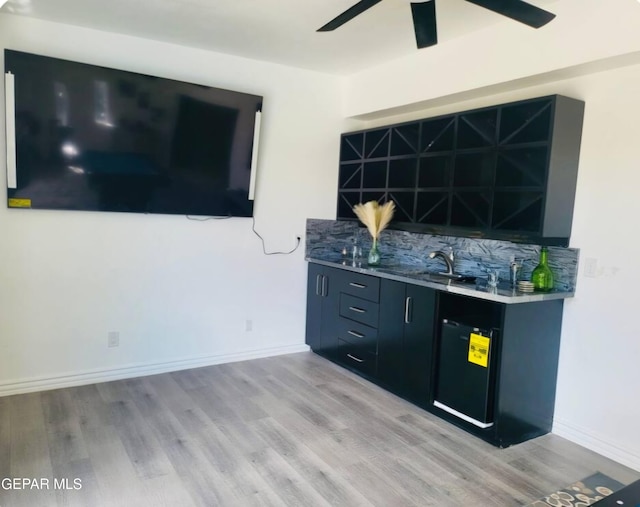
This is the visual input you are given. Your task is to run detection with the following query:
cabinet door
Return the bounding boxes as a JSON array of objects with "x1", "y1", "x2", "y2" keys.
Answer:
[
  {"x1": 305, "y1": 264, "x2": 344, "y2": 353},
  {"x1": 378, "y1": 280, "x2": 436, "y2": 403},
  {"x1": 403, "y1": 284, "x2": 436, "y2": 404},
  {"x1": 305, "y1": 264, "x2": 324, "y2": 351}
]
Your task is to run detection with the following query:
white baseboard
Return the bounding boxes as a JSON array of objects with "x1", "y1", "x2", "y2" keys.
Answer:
[
  {"x1": 0, "y1": 344, "x2": 311, "y2": 397},
  {"x1": 553, "y1": 417, "x2": 640, "y2": 472}
]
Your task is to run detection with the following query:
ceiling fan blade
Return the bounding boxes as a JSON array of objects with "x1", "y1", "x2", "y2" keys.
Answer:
[
  {"x1": 317, "y1": 0, "x2": 384, "y2": 32},
  {"x1": 465, "y1": 0, "x2": 555, "y2": 28},
  {"x1": 411, "y1": 1, "x2": 438, "y2": 49}
]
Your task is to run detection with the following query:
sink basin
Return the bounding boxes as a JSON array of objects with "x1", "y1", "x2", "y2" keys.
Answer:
[
  {"x1": 421, "y1": 272, "x2": 477, "y2": 284},
  {"x1": 377, "y1": 267, "x2": 476, "y2": 284},
  {"x1": 428, "y1": 272, "x2": 466, "y2": 280}
]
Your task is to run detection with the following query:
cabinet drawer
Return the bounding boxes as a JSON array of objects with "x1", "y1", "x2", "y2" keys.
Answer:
[
  {"x1": 340, "y1": 294, "x2": 379, "y2": 328},
  {"x1": 336, "y1": 317, "x2": 377, "y2": 354},
  {"x1": 339, "y1": 272, "x2": 380, "y2": 303},
  {"x1": 337, "y1": 339, "x2": 377, "y2": 377}
]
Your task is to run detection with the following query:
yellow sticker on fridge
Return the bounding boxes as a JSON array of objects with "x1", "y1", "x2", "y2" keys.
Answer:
[
  {"x1": 8, "y1": 198, "x2": 31, "y2": 208},
  {"x1": 468, "y1": 333, "x2": 490, "y2": 368}
]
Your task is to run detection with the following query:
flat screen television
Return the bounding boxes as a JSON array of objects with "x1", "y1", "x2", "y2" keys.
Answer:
[{"x1": 4, "y1": 49, "x2": 262, "y2": 216}]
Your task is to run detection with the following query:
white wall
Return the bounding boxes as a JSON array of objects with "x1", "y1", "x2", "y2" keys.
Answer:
[
  {"x1": 0, "y1": 14, "x2": 348, "y2": 394},
  {"x1": 344, "y1": 0, "x2": 640, "y2": 119},
  {"x1": 552, "y1": 64, "x2": 640, "y2": 471},
  {"x1": 350, "y1": 61, "x2": 640, "y2": 471}
]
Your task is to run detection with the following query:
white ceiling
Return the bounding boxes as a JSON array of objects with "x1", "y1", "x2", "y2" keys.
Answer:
[{"x1": 1, "y1": 0, "x2": 567, "y2": 75}]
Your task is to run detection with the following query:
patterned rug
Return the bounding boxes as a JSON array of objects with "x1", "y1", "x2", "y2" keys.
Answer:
[{"x1": 525, "y1": 472, "x2": 624, "y2": 506}]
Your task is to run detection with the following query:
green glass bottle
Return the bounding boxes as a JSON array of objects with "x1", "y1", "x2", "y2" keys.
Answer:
[{"x1": 531, "y1": 246, "x2": 554, "y2": 291}]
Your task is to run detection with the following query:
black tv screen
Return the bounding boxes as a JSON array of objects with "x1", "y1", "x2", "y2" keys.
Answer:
[{"x1": 4, "y1": 49, "x2": 262, "y2": 216}]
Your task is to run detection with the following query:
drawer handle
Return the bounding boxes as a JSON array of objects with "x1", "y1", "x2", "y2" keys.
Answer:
[
  {"x1": 348, "y1": 306, "x2": 366, "y2": 313},
  {"x1": 349, "y1": 282, "x2": 366, "y2": 289},
  {"x1": 347, "y1": 353, "x2": 364, "y2": 363},
  {"x1": 348, "y1": 330, "x2": 365, "y2": 339}
]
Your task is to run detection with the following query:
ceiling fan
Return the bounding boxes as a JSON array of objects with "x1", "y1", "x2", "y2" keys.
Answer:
[{"x1": 317, "y1": 0, "x2": 556, "y2": 49}]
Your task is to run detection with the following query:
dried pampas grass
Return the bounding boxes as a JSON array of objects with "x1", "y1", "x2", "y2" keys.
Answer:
[{"x1": 353, "y1": 200, "x2": 396, "y2": 239}]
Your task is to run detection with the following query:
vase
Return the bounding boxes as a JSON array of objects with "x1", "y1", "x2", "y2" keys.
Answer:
[{"x1": 367, "y1": 238, "x2": 381, "y2": 266}]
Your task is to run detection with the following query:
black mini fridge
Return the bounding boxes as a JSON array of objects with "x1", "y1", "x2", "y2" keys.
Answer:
[{"x1": 434, "y1": 319, "x2": 497, "y2": 428}]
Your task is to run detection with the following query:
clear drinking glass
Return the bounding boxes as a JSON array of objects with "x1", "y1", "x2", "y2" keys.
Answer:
[
  {"x1": 510, "y1": 259, "x2": 522, "y2": 286},
  {"x1": 487, "y1": 269, "x2": 500, "y2": 288},
  {"x1": 351, "y1": 237, "x2": 362, "y2": 262}
]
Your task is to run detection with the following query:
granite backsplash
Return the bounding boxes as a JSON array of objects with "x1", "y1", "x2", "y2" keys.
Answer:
[{"x1": 306, "y1": 219, "x2": 579, "y2": 292}]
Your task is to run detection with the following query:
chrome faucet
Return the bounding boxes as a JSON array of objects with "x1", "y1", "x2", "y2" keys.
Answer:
[{"x1": 428, "y1": 249, "x2": 455, "y2": 274}]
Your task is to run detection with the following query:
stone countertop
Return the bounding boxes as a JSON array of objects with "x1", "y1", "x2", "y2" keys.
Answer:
[{"x1": 306, "y1": 256, "x2": 575, "y2": 305}]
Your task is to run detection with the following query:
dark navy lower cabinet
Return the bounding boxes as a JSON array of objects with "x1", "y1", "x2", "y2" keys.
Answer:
[
  {"x1": 377, "y1": 279, "x2": 436, "y2": 406},
  {"x1": 432, "y1": 292, "x2": 564, "y2": 447},
  {"x1": 305, "y1": 263, "x2": 343, "y2": 355},
  {"x1": 306, "y1": 264, "x2": 381, "y2": 378},
  {"x1": 305, "y1": 263, "x2": 565, "y2": 447}
]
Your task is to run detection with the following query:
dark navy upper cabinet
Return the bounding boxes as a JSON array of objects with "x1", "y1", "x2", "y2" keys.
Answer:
[{"x1": 336, "y1": 95, "x2": 585, "y2": 247}]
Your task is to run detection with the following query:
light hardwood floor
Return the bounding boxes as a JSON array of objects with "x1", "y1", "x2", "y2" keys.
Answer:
[{"x1": 1, "y1": 351, "x2": 638, "y2": 506}]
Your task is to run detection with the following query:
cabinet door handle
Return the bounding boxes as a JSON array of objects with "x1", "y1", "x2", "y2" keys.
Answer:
[
  {"x1": 347, "y1": 353, "x2": 364, "y2": 363},
  {"x1": 321, "y1": 275, "x2": 327, "y2": 297},
  {"x1": 405, "y1": 297, "x2": 412, "y2": 324},
  {"x1": 348, "y1": 330, "x2": 365, "y2": 339},
  {"x1": 349, "y1": 282, "x2": 366, "y2": 289},
  {"x1": 316, "y1": 274, "x2": 322, "y2": 296},
  {"x1": 348, "y1": 306, "x2": 366, "y2": 313}
]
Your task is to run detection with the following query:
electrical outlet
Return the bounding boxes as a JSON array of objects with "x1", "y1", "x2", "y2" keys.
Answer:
[
  {"x1": 584, "y1": 258, "x2": 598, "y2": 278},
  {"x1": 245, "y1": 320, "x2": 253, "y2": 332},
  {"x1": 107, "y1": 331, "x2": 120, "y2": 348}
]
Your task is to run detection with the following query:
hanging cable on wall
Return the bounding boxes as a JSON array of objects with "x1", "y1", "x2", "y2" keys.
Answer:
[{"x1": 252, "y1": 216, "x2": 301, "y2": 255}]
